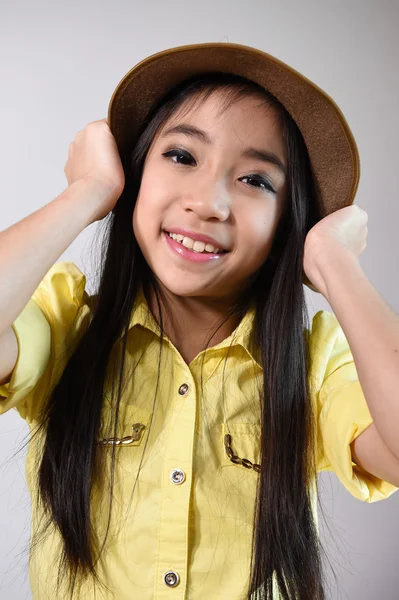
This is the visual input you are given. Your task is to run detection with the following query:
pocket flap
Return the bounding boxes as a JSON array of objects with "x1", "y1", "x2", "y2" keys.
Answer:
[
  {"x1": 221, "y1": 422, "x2": 261, "y2": 469},
  {"x1": 98, "y1": 403, "x2": 151, "y2": 448}
]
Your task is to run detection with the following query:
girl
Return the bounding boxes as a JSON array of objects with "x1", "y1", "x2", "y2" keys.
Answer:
[{"x1": 0, "y1": 42, "x2": 398, "y2": 600}]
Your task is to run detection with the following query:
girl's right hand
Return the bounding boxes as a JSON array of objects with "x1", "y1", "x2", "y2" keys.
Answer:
[{"x1": 64, "y1": 118, "x2": 126, "y2": 222}]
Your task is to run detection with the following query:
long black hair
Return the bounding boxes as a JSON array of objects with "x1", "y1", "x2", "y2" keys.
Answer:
[{"x1": 13, "y1": 71, "x2": 333, "y2": 598}]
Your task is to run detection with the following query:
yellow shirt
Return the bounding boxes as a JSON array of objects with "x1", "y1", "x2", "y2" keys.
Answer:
[{"x1": 1, "y1": 261, "x2": 397, "y2": 599}]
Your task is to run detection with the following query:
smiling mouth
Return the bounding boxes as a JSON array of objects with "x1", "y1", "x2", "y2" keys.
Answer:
[{"x1": 164, "y1": 231, "x2": 229, "y2": 254}]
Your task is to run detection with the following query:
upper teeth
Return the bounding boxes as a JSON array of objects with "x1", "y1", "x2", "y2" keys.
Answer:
[{"x1": 167, "y1": 232, "x2": 223, "y2": 254}]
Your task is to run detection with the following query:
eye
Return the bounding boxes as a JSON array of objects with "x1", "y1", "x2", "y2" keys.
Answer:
[
  {"x1": 240, "y1": 175, "x2": 276, "y2": 195},
  {"x1": 162, "y1": 149, "x2": 196, "y2": 166},
  {"x1": 162, "y1": 150, "x2": 276, "y2": 195}
]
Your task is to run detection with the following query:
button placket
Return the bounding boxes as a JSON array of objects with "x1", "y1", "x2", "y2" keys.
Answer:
[
  {"x1": 156, "y1": 375, "x2": 194, "y2": 594},
  {"x1": 169, "y1": 384, "x2": 190, "y2": 485}
]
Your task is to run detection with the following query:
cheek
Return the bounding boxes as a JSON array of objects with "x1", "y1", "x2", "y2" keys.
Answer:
[
  {"x1": 132, "y1": 187, "x2": 155, "y2": 248},
  {"x1": 132, "y1": 171, "x2": 163, "y2": 238},
  {"x1": 133, "y1": 161, "x2": 177, "y2": 222},
  {"x1": 140, "y1": 159, "x2": 177, "y2": 201},
  {"x1": 240, "y1": 206, "x2": 279, "y2": 249}
]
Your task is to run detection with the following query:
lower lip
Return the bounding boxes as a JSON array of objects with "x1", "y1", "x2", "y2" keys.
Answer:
[{"x1": 163, "y1": 231, "x2": 228, "y2": 263}]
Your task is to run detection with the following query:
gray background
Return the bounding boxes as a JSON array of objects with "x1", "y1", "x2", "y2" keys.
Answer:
[{"x1": 0, "y1": 0, "x2": 398, "y2": 598}]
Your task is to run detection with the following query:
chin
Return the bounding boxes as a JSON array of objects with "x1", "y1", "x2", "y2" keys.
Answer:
[{"x1": 153, "y1": 274, "x2": 213, "y2": 298}]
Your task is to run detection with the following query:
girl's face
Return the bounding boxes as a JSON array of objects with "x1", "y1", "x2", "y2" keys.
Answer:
[{"x1": 133, "y1": 90, "x2": 288, "y2": 303}]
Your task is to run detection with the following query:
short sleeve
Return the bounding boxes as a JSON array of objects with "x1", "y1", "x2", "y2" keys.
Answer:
[
  {"x1": 0, "y1": 261, "x2": 92, "y2": 423},
  {"x1": 309, "y1": 310, "x2": 398, "y2": 503}
]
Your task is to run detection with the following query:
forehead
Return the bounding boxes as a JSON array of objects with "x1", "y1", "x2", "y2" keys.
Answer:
[{"x1": 157, "y1": 88, "x2": 285, "y2": 151}]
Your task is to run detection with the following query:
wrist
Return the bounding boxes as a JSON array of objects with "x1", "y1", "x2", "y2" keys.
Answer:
[
  {"x1": 315, "y1": 246, "x2": 362, "y2": 299},
  {"x1": 304, "y1": 230, "x2": 363, "y2": 298},
  {"x1": 68, "y1": 178, "x2": 114, "y2": 226}
]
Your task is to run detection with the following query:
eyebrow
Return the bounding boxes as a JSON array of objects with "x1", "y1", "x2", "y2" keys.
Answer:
[{"x1": 160, "y1": 123, "x2": 287, "y2": 177}]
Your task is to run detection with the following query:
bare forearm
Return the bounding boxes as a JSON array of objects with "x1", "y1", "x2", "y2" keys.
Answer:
[
  {"x1": 0, "y1": 178, "x2": 106, "y2": 333},
  {"x1": 319, "y1": 250, "x2": 399, "y2": 459}
]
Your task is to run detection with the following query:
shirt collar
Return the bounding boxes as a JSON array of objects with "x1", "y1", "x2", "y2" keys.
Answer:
[{"x1": 117, "y1": 284, "x2": 262, "y2": 368}]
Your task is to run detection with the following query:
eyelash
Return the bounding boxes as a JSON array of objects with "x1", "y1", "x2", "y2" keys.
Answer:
[{"x1": 161, "y1": 148, "x2": 277, "y2": 195}]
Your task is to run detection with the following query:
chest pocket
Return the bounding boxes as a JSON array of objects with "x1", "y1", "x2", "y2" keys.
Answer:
[
  {"x1": 220, "y1": 422, "x2": 261, "y2": 472},
  {"x1": 92, "y1": 403, "x2": 153, "y2": 535},
  {"x1": 97, "y1": 402, "x2": 151, "y2": 449}
]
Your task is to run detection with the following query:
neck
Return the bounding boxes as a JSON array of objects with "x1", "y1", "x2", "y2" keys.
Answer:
[{"x1": 145, "y1": 285, "x2": 246, "y2": 365}]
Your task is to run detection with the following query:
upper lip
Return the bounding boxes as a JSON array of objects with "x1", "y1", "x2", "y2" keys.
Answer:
[{"x1": 164, "y1": 227, "x2": 230, "y2": 251}]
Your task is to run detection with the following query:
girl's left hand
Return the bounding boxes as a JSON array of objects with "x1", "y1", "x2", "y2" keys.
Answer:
[{"x1": 303, "y1": 204, "x2": 369, "y2": 297}]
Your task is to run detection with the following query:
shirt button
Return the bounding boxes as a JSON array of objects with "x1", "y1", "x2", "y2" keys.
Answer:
[
  {"x1": 164, "y1": 570, "x2": 180, "y2": 587},
  {"x1": 178, "y1": 383, "x2": 190, "y2": 395},
  {"x1": 170, "y1": 468, "x2": 186, "y2": 484}
]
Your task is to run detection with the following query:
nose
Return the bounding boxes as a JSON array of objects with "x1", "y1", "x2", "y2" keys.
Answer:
[{"x1": 181, "y1": 179, "x2": 231, "y2": 221}]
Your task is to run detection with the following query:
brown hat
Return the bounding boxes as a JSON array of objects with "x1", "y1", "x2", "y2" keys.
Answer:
[{"x1": 107, "y1": 42, "x2": 360, "y2": 289}]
